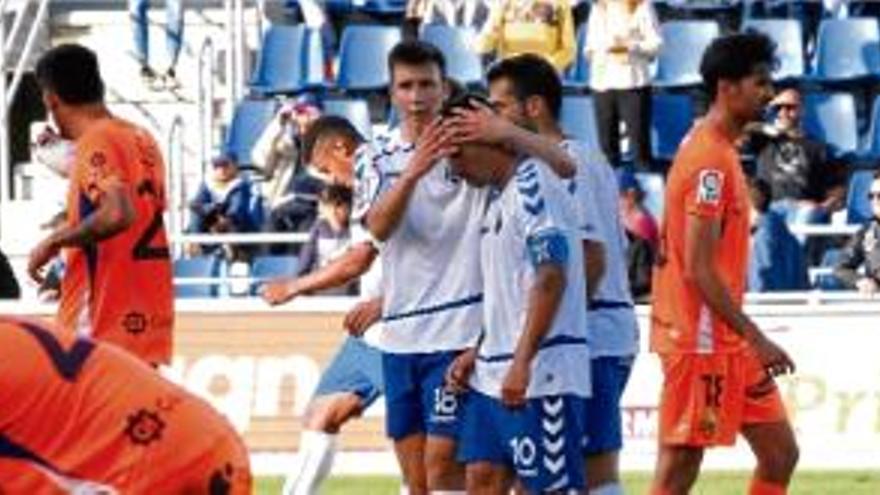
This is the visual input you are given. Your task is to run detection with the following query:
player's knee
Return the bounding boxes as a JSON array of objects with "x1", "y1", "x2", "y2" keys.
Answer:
[
  {"x1": 425, "y1": 447, "x2": 464, "y2": 488},
  {"x1": 465, "y1": 464, "x2": 498, "y2": 493},
  {"x1": 757, "y1": 439, "x2": 799, "y2": 478}
]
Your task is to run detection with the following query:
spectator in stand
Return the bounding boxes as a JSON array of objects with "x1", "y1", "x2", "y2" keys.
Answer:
[
  {"x1": 295, "y1": 184, "x2": 358, "y2": 296},
  {"x1": 833, "y1": 171, "x2": 880, "y2": 295},
  {"x1": 187, "y1": 153, "x2": 264, "y2": 260},
  {"x1": 619, "y1": 168, "x2": 658, "y2": 247},
  {"x1": 747, "y1": 177, "x2": 809, "y2": 292},
  {"x1": 745, "y1": 88, "x2": 847, "y2": 264},
  {"x1": 475, "y1": 0, "x2": 576, "y2": 72},
  {"x1": 129, "y1": 0, "x2": 184, "y2": 90},
  {"x1": 403, "y1": 0, "x2": 492, "y2": 38},
  {"x1": 586, "y1": 0, "x2": 661, "y2": 170},
  {"x1": 626, "y1": 229, "x2": 654, "y2": 302},
  {"x1": 0, "y1": 247, "x2": 19, "y2": 299},
  {"x1": 747, "y1": 88, "x2": 847, "y2": 228}
]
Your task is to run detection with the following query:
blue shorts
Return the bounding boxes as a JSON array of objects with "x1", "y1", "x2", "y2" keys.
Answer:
[
  {"x1": 313, "y1": 336, "x2": 384, "y2": 409},
  {"x1": 459, "y1": 390, "x2": 587, "y2": 493},
  {"x1": 382, "y1": 351, "x2": 463, "y2": 440},
  {"x1": 583, "y1": 355, "x2": 634, "y2": 455}
]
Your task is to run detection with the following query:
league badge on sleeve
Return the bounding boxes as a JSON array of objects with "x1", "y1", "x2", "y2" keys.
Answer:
[{"x1": 697, "y1": 169, "x2": 724, "y2": 205}]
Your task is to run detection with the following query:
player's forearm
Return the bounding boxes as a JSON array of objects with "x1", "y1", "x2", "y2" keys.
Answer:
[
  {"x1": 689, "y1": 263, "x2": 758, "y2": 339},
  {"x1": 49, "y1": 204, "x2": 134, "y2": 249},
  {"x1": 504, "y1": 126, "x2": 575, "y2": 178},
  {"x1": 513, "y1": 266, "x2": 566, "y2": 366},
  {"x1": 292, "y1": 243, "x2": 376, "y2": 295},
  {"x1": 365, "y1": 174, "x2": 420, "y2": 241}
]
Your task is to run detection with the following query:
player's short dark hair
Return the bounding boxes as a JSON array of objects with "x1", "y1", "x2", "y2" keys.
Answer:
[
  {"x1": 388, "y1": 40, "x2": 446, "y2": 82},
  {"x1": 440, "y1": 91, "x2": 495, "y2": 120},
  {"x1": 301, "y1": 115, "x2": 365, "y2": 164},
  {"x1": 319, "y1": 183, "x2": 353, "y2": 207},
  {"x1": 700, "y1": 32, "x2": 776, "y2": 100},
  {"x1": 35, "y1": 44, "x2": 105, "y2": 105},
  {"x1": 486, "y1": 54, "x2": 563, "y2": 120}
]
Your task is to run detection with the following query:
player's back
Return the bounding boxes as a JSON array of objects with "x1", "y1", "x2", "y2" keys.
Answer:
[
  {"x1": 0, "y1": 317, "x2": 249, "y2": 493},
  {"x1": 651, "y1": 120, "x2": 752, "y2": 355},
  {"x1": 58, "y1": 117, "x2": 173, "y2": 365}
]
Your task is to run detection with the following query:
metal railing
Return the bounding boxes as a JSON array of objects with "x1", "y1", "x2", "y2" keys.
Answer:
[
  {"x1": 197, "y1": 36, "x2": 217, "y2": 183},
  {"x1": 166, "y1": 114, "x2": 186, "y2": 253}
]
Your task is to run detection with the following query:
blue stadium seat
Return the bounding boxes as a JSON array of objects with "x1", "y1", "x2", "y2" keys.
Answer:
[
  {"x1": 741, "y1": 19, "x2": 805, "y2": 81},
  {"x1": 420, "y1": 25, "x2": 483, "y2": 87},
  {"x1": 337, "y1": 25, "x2": 402, "y2": 91},
  {"x1": 249, "y1": 24, "x2": 325, "y2": 95},
  {"x1": 563, "y1": 24, "x2": 590, "y2": 90},
  {"x1": 813, "y1": 248, "x2": 846, "y2": 290},
  {"x1": 362, "y1": 0, "x2": 406, "y2": 15},
  {"x1": 846, "y1": 169, "x2": 875, "y2": 224},
  {"x1": 802, "y1": 92, "x2": 859, "y2": 156},
  {"x1": 174, "y1": 256, "x2": 219, "y2": 298},
  {"x1": 812, "y1": 18, "x2": 880, "y2": 83},
  {"x1": 865, "y1": 96, "x2": 880, "y2": 158},
  {"x1": 654, "y1": 21, "x2": 720, "y2": 88},
  {"x1": 651, "y1": 93, "x2": 694, "y2": 163},
  {"x1": 635, "y1": 172, "x2": 665, "y2": 221},
  {"x1": 223, "y1": 98, "x2": 278, "y2": 167},
  {"x1": 323, "y1": 98, "x2": 373, "y2": 140},
  {"x1": 560, "y1": 96, "x2": 599, "y2": 149},
  {"x1": 250, "y1": 255, "x2": 299, "y2": 294}
]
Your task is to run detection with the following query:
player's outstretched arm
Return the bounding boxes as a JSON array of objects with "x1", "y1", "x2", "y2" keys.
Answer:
[
  {"x1": 261, "y1": 242, "x2": 377, "y2": 306},
  {"x1": 344, "y1": 296, "x2": 382, "y2": 337},
  {"x1": 685, "y1": 215, "x2": 795, "y2": 376},
  {"x1": 365, "y1": 118, "x2": 456, "y2": 241},
  {"x1": 28, "y1": 183, "x2": 135, "y2": 283},
  {"x1": 446, "y1": 105, "x2": 576, "y2": 178},
  {"x1": 505, "y1": 261, "x2": 567, "y2": 408}
]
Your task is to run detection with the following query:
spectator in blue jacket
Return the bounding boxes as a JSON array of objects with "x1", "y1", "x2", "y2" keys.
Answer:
[
  {"x1": 187, "y1": 153, "x2": 265, "y2": 260},
  {"x1": 748, "y1": 177, "x2": 810, "y2": 292}
]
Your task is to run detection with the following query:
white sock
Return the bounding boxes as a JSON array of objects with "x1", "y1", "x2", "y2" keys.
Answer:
[
  {"x1": 282, "y1": 430, "x2": 337, "y2": 495},
  {"x1": 590, "y1": 482, "x2": 624, "y2": 495},
  {"x1": 399, "y1": 486, "x2": 409, "y2": 495}
]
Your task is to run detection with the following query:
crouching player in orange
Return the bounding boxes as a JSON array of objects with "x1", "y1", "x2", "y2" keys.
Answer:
[{"x1": 0, "y1": 316, "x2": 251, "y2": 494}]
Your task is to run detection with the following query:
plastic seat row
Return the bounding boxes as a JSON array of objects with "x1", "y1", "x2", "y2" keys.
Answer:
[{"x1": 173, "y1": 255, "x2": 299, "y2": 298}]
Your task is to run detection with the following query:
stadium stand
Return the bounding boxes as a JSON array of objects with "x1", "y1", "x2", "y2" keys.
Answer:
[
  {"x1": 223, "y1": 98, "x2": 279, "y2": 167},
  {"x1": 653, "y1": 20, "x2": 720, "y2": 89},
  {"x1": 741, "y1": 18, "x2": 805, "y2": 82},
  {"x1": 323, "y1": 98, "x2": 373, "y2": 139},
  {"x1": 336, "y1": 24, "x2": 402, "y2": 91},
  {"x1": 651, "y1": 92, "x2": 694, "y2": 164},
  {"x1": 847, "y1": 169, "x2": 875, "y2": 224},
  {"x1": 563, "y1": 23, "x2": 589, "y2": 91},
  {"x1": 420, "y1": 24, "x2": 483, "y2": 87},
  {"x1": 173, "y1": 256, "x2": 220, "y2": 298},
  {"x1": 801, "y1": 91, "x2": 859, "y2": 157},
  {"x1": 560, "y1": 95, "x2": 600, "y2": 150},
  {"x1": 249, "y1": 24, "x2": 326, "y2": 95},
  {"x1": 250, "y1": 254, "x2": 300, "y2": 295},
  {"x1": 811, "y1": 17, "x2": 880, "y2": 84},
  {"x1": 635, "y1": 171, "x2": 666, "y2": 221}
]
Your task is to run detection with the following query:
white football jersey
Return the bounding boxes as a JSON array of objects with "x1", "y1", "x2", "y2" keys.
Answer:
[
  {"x1": 353, "y1": 129, "x2": 486, "y2": 353},
  {"x1": 470, "y1": 157, "x2": 591, "y2": 399},
  {"x1": 560, "y1": 139, "x2": 639, "y2": 357}
]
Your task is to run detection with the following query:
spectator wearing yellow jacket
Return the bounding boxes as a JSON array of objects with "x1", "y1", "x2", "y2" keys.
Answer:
[{"x1": 476, "y1": 0, "x2": 576, "y2": 72}]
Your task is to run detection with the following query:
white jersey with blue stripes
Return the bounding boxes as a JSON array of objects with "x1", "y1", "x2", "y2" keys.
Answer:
[
  {"x1": 560, "y1": 139, "x2": 639, "y2": 357},
  {"x1": 353, "y1": 128, "x2": 486, "y2": 353},
  {"x1": 471, "y1": 157, "x2": 591, "y2": 399}
]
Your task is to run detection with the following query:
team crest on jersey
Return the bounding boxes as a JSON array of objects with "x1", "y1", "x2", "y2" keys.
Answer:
[
  {"x1": 122, "y1": 311, "x2": 148, "y2": 335},
  {"x1": 125, "y1": 408, "x2": 165, "y2": 445},
  {"x1": 89, "y1": 151, "x2": 106, "y2": 169},
  {"x1": 696, "y1": 169, "x2": 723, "y2": 205}
]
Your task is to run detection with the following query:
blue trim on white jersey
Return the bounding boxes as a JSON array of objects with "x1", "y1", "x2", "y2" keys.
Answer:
[
  {"x1": 382, "y1": 294, "x2": 484, "y2": 323},
  {"x1": 477, "y1": 334, "x2": 588, "y2": 363},
  {"x1": 588, "y1": 300, "x2": 635, "y2": 311}
]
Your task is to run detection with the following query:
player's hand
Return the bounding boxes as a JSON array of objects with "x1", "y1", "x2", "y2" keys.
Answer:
[
  {"x1": 856, "y1": 277, "x2": 878, "y2": 295},
  {"x1": 344, "y1": 297, "x2": 382, "y2": 337},
  {"x1": 404, "y1": 118, "x2": 457, "y2": 181},
  {"x1": 746, "y1": 327, "x2": 796, "y2": 377},
  {"x1": 445, "y1": 347, "x2": 477, "y2": 394},
  {"x1": 261, "y1": 279, "x2": 299, "y2": 306},
  {"x1": 501, "y1": 359, "x2": 530, "y2": 409},
  {"x1": 27, "y1": 236, "x2": 60, "y2": 285},
  {"x1": 445, "y1": 101, "x2": 510, "y2": 145}
]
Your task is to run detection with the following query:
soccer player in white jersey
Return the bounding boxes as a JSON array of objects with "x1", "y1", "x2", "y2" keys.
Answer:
[
  {"x1": 355, "y1": 41, "x2": 579, "y2": 494},
  {"x1": 443, "y1": 92, "x2": 591, "y2": 493},
  {"x1": 261, "y1": 116, "x2": 384, "y2": 495},
  {"x1": 478, "y1": 54, "x2": 639, "y2": 495}
]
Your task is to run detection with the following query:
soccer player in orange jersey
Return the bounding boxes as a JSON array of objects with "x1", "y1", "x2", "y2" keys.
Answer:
[
  {"x1": 0, "y1": 316, "x2": 251, "y2": 494},
  {"x1": 650, "y1": 33, "x2": 799, "y2": 495},
  {"x1": 27, "y1": 44, "x2": 173, "y2": 366}
]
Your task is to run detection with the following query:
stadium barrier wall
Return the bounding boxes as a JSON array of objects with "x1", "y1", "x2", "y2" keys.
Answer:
[{"x1": 3, "y1": 299, "x2": 879, "y2": 474}]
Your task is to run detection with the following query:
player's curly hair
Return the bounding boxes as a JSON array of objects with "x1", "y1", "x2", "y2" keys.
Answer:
[{"x1": 700, "y1": 32, "x2": 777, "y2": 100}]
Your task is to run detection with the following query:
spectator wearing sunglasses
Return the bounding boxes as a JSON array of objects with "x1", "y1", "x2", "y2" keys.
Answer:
[{"x1": 833, "y1": 171, "x2": 880, "y2": 295}]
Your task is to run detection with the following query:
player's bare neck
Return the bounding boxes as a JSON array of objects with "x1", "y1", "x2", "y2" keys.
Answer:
[
  {"x1": 704, "y1": 105, "x2": 743, "y2": 145},
  {"x1": 65, "y1": 103, "x2": 113, "y2": 140}
]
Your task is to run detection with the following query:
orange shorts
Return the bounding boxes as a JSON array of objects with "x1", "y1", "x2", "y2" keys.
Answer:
[{"x1": 658, "y1": 349, "x2": 787, "y2": 446}]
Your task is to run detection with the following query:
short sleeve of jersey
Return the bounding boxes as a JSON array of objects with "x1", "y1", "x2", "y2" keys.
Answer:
[
  {"x1": 352, "y1": 143, "x2": 382, "y2": 224},
  {"x1": 513, "y1": 160, "x2": 572, "y2": 260},
  {"x1": 683, "y1": 158, "x2": 733, "y2": 219},
  {"x1": 76, "y1": 131, "x2": 130, "y2": 204}
]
